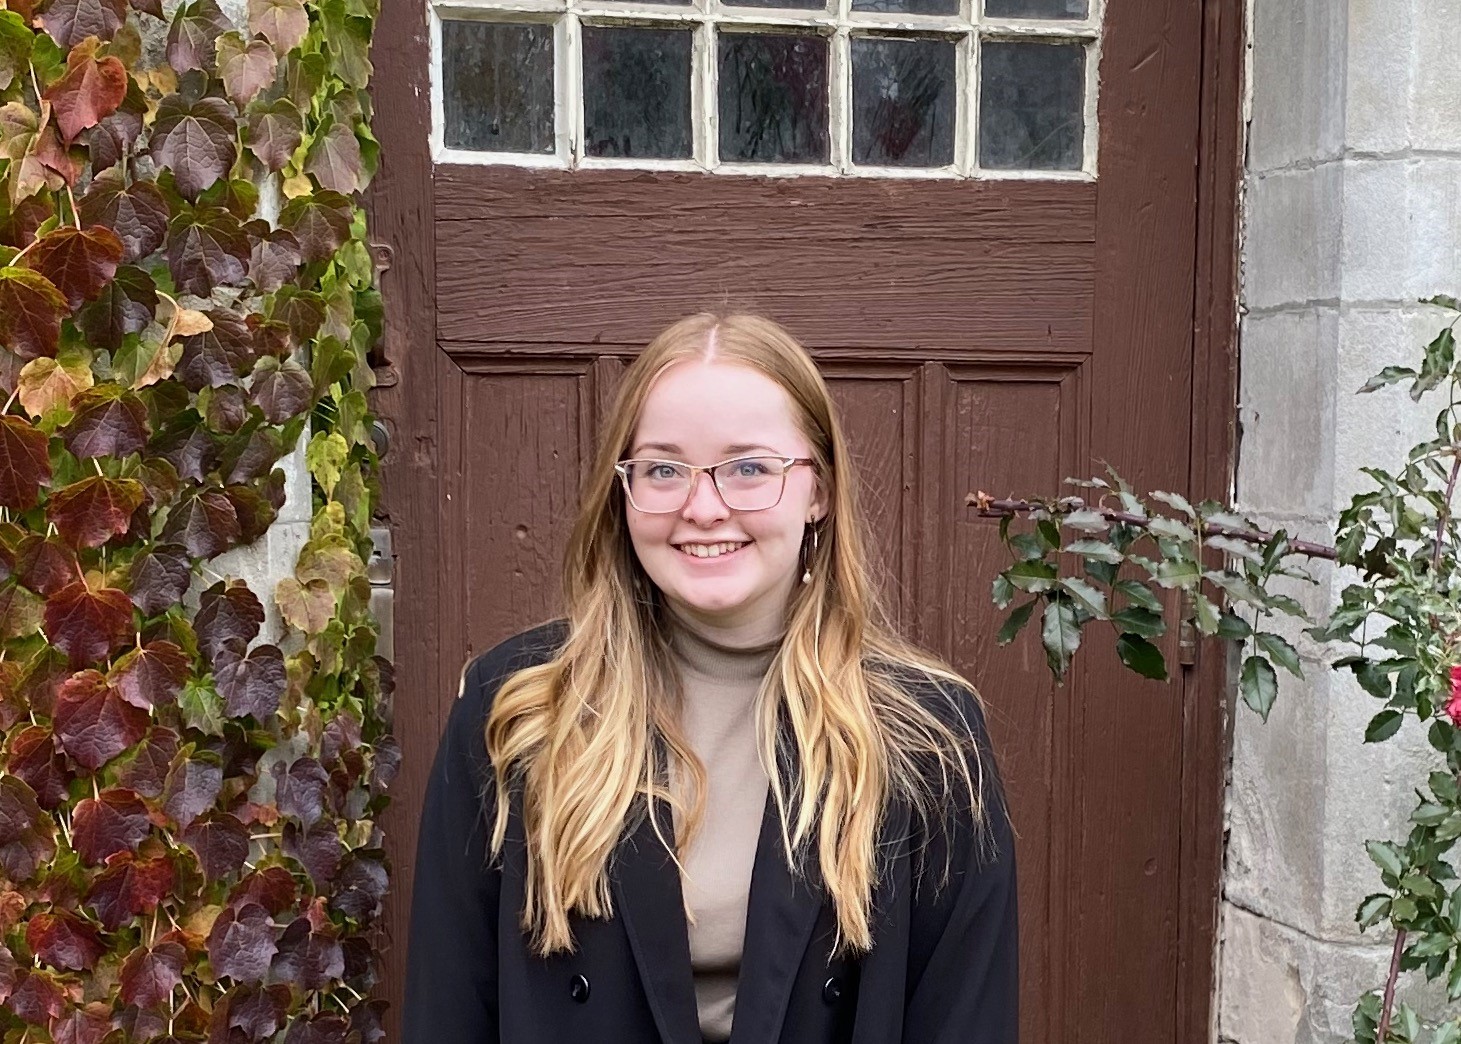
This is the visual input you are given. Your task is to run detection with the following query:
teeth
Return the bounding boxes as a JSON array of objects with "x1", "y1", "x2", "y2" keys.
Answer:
[{"x1": 678, "y1": 541, "x2": 747, "y2": 558}]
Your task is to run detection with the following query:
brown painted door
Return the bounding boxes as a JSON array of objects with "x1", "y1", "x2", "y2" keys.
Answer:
[{"x1": 369, "y1": 1, "x2": 1241, "y2": 1040}]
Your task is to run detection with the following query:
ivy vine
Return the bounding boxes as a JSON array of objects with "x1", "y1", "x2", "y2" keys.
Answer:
[{"x1": 0, "y1": 0, "x2": 390, "y2": 1036}]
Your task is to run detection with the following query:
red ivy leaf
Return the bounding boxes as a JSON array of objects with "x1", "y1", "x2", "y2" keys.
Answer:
[
  {"x1": 0, "y1": 581, "x2": 44, "y2": 641},
  {"x1": 271, "y1": 916, "x2": 343, "y2": 990},
  {"x1": 207, "y1": 902, "x2": 277, "y2": 984},
  {"x1": 72, "y1": 787, "x2": 151, "y2": 864},
  {"x1": 15, "y1": 535, "x2": 83, "y2": 597},
  {"x1": 62, "y1": 385, "x2": 151, "y2": 458},
  {"x1": 161, "y1": 488, "x2": 241, "y2": 559},
  {"x1": 278, "y1": 191, "x2": 352, "y2": 263},
  {"x1": 164, "y1": 0, "x2": 231, "y2": 72},
  {"x1": 5, "y1": 725, "x2": 71, "y2": 809},
  {"x1": 128, "y1": 544, "x2": 192, "y2": 615},
  {"x1": 24, "y1": 225, "x2": 123, "y2": 311},
  {"x1": 214, "y1": 984, "x2": 291, "y2": 1042},
  {"x1": 53, "y1": 669, "x2": 148, "y2": 767},
  {"x1": 330, "y1": 851, "x2": 387, "y2": 920},
  {"x1": 88, "y1": 76, "x2": 146, "y2": 174},
  {"x1": 0, "y1": 415, "x2": 52, "y2": 510},
  {"x1": 181, "y1": 812, "x2": 248, "y2": 880},
  {"x1": 119, "y1": 941, "x2": 185, "y2": 1009},
  {"x1": 166, "y1": 207, "x2": 250, "y2": 298},
  {"x1": 283, "y1": 820, "x2": 341, "y2": 887},
  {"x1": 304, "y1": 118, "x2": 362, "y2": 195},
  {"x1": 206, "y1": 384, "x2": 249, "y2": 434},
  {"x1": 0, "y1": 195, "x2": 54, "y2": 250},
  {"x1": 247, "y1": 0, "x2": 306, "y2": 53},
  {"x1": 0, "y1": 267, "x2": 67, "y2": 361},
  {"x1": 80, "y1": 170, "x2": 170, "y2": 264},
  {"x1": 47, "y1": 475, "x2": 146, "y2": 548},
  {"x1": 42, "y1": 49, "x2": 128, "y2": 141},
  {"x1": 249, "y1": 356, "x2": 313, "y2": 424},
  {"x1": 228, "y1": 865, "x2": 295, "y2": 915},
  {"x1": 117, "y1": 725, "x2": 179, "y2": 798},
  {"x1": 0, "y1": 775, "x2": 56, "y2": 881},
  {"x1": 175, "y1": 306, "x2": 254, "y2": 388},
  {"x1": 275, "y1": 756, "x2": 328, "y2": 828},
  {"x1": 244, "y1": 100, "x2": 303, "y2": 174},
  {"x1": 225, "y1": 482, "x2": 278, "y2": 545},
  {"x1": 283, "y1": 1014, "x2": 350, "y2": 1044},
  {"x1": 195, "y1": 580, "x2": 264, "y2": 663},
  {"x1": 46, "y1": 581, "x2": 135, "y2": 666},
  {"x1": 78, "y1": 265, "x2": 158, "y2": 351},
  {"x1": 162, "y1": 751, "x2": 222, "y2": 831},
  {"x1": 6, "y1": 967, "x2": 65, "y2": 1025},
  {"x1": 151, "y1": 416, "x2": 220, "y2": 481},
  {"x1": 150, "y1": 95, "x2": 237, "y2": 201},
  {"x1": 51, "y1": 1001, "x2": 113, "y2": 1044},
  {"x1": 111, "y1": 640, "x2": 189, "y2": 709},
  {"x1": 215, "y1": 641, "x2": 284, "y2": 718},
  {"x1": 25, "y1": 910, "x2": 105, "y2": 972},
  {"x1": 42, "y1": 0, "x2": 126, "y2": 48},
  {"x1": 217, "y1": 32, "x2": 277, "y2": 109},
  {"x1": 85, "y1": 852, "x2": 175, "y2": 930},
  {"x1": 246, "y1": 225, "x2": 301, "y2": 294}
]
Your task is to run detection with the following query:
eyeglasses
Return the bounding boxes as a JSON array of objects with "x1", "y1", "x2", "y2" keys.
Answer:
[{"x1": 614, "y1": 455, "x2": 816, "y2": 514}]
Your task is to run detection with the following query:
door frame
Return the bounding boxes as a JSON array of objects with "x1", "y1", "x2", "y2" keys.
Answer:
[{"x1": 365, "y1": 0, "x2": 1247, "y2": 1037}]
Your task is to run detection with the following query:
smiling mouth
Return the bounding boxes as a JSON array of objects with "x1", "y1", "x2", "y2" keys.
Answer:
[{"x1": 675, "y1": 541, "x2": 750, "y2": 559}]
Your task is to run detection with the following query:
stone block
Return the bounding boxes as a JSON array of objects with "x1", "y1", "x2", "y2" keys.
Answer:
[
  {"x1": 1333, "y1": 304, "x2": 1454, "y2": 510},
  {"x1": 1242, "y1": 164, "x2": 1344, "y2": 312},
  {"x1": 1340, "y1": 158, "x2": 1461, "y2": 303},
  {"x1": 1235, "y1": 308, "x2": 1338, "y2": 517},
  {"x1": 1411, "y1": 0, "x2": 1461, "y2": 151},
  {"x1": 1247, "y1": 0, "x2": 1346, "y2": 172},
  {"x1": 1343, "y1": 0, "x2": 1414, "y2": 154},
  {"x1": 277, "y1": 437, "x2": 313, "y2": 524}
]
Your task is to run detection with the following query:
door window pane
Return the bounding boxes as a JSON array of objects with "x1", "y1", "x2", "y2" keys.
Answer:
[
  {"x1": 729, "y1": 0, "x2": 828, "y2": 10},
  {"x1": 978, "y1": 40, "x2": 1084, "y2": 170},
  {"x1": 441, "y1": 20, "x2": 555, "y2": 154},
  {"x1": 852, "y1": 37, "x2": 955, "y2": 167},
  {"x1": 582, "y1": 27, "x2": 693, "y2": 159},
  {"x1": 984, "y1": 0, "x2": 1089, "y2": 17},
  {"x1": 718, "y1": 33, "x2": 829, "y2": 163},
  {"x1": 852, "y1": 0, "x2": 958, "y2": 16}
]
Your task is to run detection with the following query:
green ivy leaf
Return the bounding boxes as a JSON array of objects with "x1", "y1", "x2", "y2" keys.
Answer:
[{"x1": 0, "y1": 12, "x2": 33, "y2": 92}]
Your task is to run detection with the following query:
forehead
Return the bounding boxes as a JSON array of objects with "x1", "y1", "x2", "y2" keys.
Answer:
[{"x1": 632, "y1": 360, "x2": 808, "y2": 457}]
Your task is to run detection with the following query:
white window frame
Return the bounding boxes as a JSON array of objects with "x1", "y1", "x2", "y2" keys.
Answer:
[{"x1": 429, "y1": 0, "x2": 1102, "y2": 179}]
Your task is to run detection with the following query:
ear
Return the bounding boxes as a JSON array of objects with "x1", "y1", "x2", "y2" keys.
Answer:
[{"x1": 809, "y1": 476, "x2": 831, "y2": 525}]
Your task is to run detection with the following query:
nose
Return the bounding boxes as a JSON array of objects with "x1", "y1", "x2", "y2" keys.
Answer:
[{"x1": 680, "y1": 470, "x2": 729, "y2": 524}]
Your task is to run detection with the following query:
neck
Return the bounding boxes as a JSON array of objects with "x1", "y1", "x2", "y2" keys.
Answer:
[
  {"x1": 662, "y1": 595, "x2": 788, "y2": 649},
  {"x1": 663, "y1": 602, "x2": 784, "y2": 683}
]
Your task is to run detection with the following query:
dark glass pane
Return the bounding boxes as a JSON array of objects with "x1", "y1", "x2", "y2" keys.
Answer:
[
  {"x1": 852, "y1": 0, "x2": 957, "y2": 16},
  {"x1": 985, "y1": 0, "x2": 1088, "y2": 17},
  {"x1": 717, "y1": 34, "x2": 829, "y2": 163},
  {"x1": 851, "y1": 37, "x2": 955, "y2": 167},
  {"x1": 978, "y1": 40, "x2": 1084, "y2": 170},
  {"x1": 441, "y1": 20, "x2": 554, "y2": 153},
  {"x1": 583, "y1": 27, "x2": 692, "y2": 159},
  {"x1": 728, "y1": 0, "x2": 827, "y2": 11}
]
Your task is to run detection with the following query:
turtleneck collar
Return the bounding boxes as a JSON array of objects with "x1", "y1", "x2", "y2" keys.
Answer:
[{"x1": 664, "y1": 605, "x2": 783, "y2": 685}]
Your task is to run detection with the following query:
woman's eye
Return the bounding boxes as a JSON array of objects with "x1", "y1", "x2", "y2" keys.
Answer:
[
  {"x1": 735, "y1": 461, "x2": 770, "y2": 477},
  {"x1": 647, "y1": 464, "x2": 679, "y2": 480}
]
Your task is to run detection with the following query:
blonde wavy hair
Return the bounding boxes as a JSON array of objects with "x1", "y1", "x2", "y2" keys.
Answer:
[{"x1": 484, "y1": 312, "x2": 988, "y2": 957}]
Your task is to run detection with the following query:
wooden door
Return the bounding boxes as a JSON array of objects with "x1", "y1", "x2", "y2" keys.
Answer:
[{"x1": 368, "y1": 0, "x2": 1244, "y2": 1039}]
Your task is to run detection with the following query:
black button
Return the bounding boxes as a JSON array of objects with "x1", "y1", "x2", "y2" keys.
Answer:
[
  {"x1": 822, "y1": 976, "x2": 843, "y2": 1005},
  {"x1": 570, "y1": 974, "x2": 590, "y2": 1004}
]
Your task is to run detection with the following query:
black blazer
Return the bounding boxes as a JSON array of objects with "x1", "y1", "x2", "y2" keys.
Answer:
[{"x1": 403, "y1": 622, "x2": 1019, "y2": 1044}]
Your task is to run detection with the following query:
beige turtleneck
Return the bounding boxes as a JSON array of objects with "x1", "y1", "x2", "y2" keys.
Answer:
[{"x1": 666, "y1": 609, "x2": 779, "y2": 1044}]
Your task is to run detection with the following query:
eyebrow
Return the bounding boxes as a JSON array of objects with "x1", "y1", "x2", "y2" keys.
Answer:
[{"x1": 630, "y1": 442, "x2": 780, "y2": 457}]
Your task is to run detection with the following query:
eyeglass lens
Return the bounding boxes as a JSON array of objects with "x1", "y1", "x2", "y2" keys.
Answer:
[{"x1": 622, "y1": 457, "x2": 788, "y2": 512}]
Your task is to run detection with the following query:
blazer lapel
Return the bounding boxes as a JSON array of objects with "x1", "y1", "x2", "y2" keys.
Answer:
[
  {"x1": 728, "y1": 789, "x2": 824, "y2": 1044},
  {"x1": 611, "y1": 799, "x2": 703, "y2": 1044}
]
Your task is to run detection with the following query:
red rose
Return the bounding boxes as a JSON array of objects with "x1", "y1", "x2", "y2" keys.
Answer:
[{"x1": 1447, "y1": 666, "x2": 1461, "y2": 727}]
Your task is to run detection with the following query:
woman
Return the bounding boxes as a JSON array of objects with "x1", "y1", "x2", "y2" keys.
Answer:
[{"x1": 404, "y1": 313, "x2": 1019, "y2": 1044}]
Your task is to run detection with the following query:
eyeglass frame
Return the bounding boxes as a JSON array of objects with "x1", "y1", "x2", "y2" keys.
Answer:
[{"x1": 613, "y1": 454, "x2": 818, "y2": 514}]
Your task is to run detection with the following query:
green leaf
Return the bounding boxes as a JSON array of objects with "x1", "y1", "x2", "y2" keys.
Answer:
[
  {"x1": 1147, "y1": 516, "x2": 1197, "y2": 544},
  {"x1": 1430, "y1": 770, "x2": 1458, "y2": 804},
  {"x1": 1115, "y1": 635, "x2": 1167, "y2": 680},
  {"x1": 1154, "y1": 558, "x2": 1201, "y2": 589},
  {"x1": 1366, "y1": 839, "x2": 1405, "y2": 881},
  {"x1": 1150, "y1": 490, "x2": 1195, "y2": 518},
  {"x1": 1005, "y1": 559, "x2": 1058, "y2": 593},
  {"x1": 1111, "y1": 606, "x2": 1166, "y2": 638},
  {"x1": 1216, "y1": 610, "x2": 1252, "y2": 640},
  {"x1": 1240, "y1": 655, "x2": 1278, "y2": 720},
  {"x1": 1448, "y1": 960, "x2": 1461, "y2": 1003},
  {"x1": 1364, "y1": 710, "x2": 1403, "y2": 743},
  {"x1": 1253, "y1": 632, "x2": 1302, "y2": 678},
  {"x1": 1358, "y1": 365, "x2": 1417, "y2": 393},
  {"x1": 1063, "y1": 539, "x2": 1123, "y2": 564},
  {"x1": 996, "y1": 600, "x2": 1037, "y2": 645},
  {"x1": 1114, "y1": 579, "x2": 1162, "y2": 613},
  {"x1": 1412, "y1": 327, "x2": 1456, "y2": 401},
  {"x1": 1058, "y1": 576, "x2": 1107, "y2": 619},
  {"x1": 1061, "y1": 509, "x2": 1108, "y2": 533},
  {"x1": 1356, "y1": 893, "x2": 1391, "y2": 929},
  {"x1": 178, "y1": 679, "x2": 226, "y2": 736},
  {"x1": 1192, "y1": 593, "x2": 1220, "y2": 636},
  {"x1": 0, "y1": 11, "x2": 32, "y2": 93},
  {"x1": 1040, "y1": 597, "x2": 1081, "y2": 679},
  {"x1": 991, "y1": 573, "x2": 1015, "y2": 610}
]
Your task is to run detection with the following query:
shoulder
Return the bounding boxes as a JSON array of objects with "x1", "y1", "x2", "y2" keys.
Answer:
[
  {"x1": 448, "y1": 619, "x2": 570, "y2": 738},
  {"x1": 870, "y1": 659, "x2": 992, "y2": 749}
]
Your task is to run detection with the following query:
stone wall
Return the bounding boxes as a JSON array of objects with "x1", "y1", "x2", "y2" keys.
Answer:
[{"x1": 1220, "y1": 0, "x2": 1461, "y2": 1039}]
